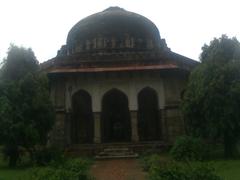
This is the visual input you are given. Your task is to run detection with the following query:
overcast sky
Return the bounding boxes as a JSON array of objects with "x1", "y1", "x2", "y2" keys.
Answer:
[{"x1": 0, "y1": 0, "x2": 239, "y2": 62}]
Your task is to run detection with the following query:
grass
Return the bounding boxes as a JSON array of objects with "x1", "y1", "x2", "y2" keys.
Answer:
[
  {"x1": 0, "y1": 153, "x2": 32, "y2": 180},
  {"x1": 214, "y1": 159, "x2": 240, "y2": 180},
  {"x1": 0, "y1": 168, "x2": 30, "y2": 180}
]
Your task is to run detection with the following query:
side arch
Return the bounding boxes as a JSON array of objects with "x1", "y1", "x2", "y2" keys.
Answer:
[
  {"x1": 137, "y1": 87, "x2": 161, "y2": 141},
  {"x1": 71, "y1": 89, "x2": 94, "y2": 144}
]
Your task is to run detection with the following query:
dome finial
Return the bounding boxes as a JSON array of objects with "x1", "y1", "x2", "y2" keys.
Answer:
[{"x1": 104, "y1": 6, "x2": 125, "y2": 12}]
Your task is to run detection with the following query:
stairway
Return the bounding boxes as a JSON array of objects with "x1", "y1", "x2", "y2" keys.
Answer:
[{"x1": 95, "y1": 147, "x2": 138, "y2": 159}]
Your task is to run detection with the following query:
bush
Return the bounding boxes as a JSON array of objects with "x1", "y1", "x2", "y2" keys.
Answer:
[
  {"x1": 192, "y1": 164, "x2": 222, "y2": 180},
  {"x1": 170, "y1": 136, "x2": 208, "y2": 161},
  {"x1": 63, "y1": 158, "x2": 93, "y2": 179},
  {"x1": 31, "y1": 158, "x2": 93, "y2": 180},
  {"x1": 33, "y1": 147, "x2": 64, "y2": 166},
  {"x1": 139, "y1": 154, "x2": 162, "y2": 171},
  {"x1": 149, "y1": 162, "x2": 222, "y2": 180}
]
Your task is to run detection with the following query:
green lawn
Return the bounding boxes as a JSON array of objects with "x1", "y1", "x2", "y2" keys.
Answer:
[
  {"x1": 214, "y1": 160, "x2": 240, "y2": 180},
  {"x1": 0, "y1": 168, "x2": 30, "y2": 180},
  {"x1": 0, "y1": 154, "x2": 32, "y2": 180}
]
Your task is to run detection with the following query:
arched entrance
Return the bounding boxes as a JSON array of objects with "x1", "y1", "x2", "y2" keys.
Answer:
[
  {"x1": 71, "y1": 90, "x2": 94, "y2": 144},
  {"x1": 101, "y1": 89, "x2": 131, "y2": 143},
  {"x1": 137, "y1": 87, "x2": 161, "y2": 141}
]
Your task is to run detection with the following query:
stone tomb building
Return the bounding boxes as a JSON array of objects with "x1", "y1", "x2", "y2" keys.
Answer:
[{"x1": 42, "y1": 7, "x2": 198, "y2": 151}]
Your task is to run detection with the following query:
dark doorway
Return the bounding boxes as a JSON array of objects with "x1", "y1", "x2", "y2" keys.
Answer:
[
  {"x1": 137, "y1": 87, "x2": 161, "y2": 141},
  {"x1": 101, "y1": 89, "x2": 131, "y2": 142},
  {"x1": 71, "y1": 90, "x2": 94, "y2": 144}
]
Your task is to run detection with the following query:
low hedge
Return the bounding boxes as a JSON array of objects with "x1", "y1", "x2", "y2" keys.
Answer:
[
  {"x1": 170, "y1": 136, "x2": 208, "y2": 161},
  {"x1": 30, "y1": 158, "x2": 93, "y2": 180},
  {"x1": 149, "y1": 161, "x2": 222, "y2": 180}
]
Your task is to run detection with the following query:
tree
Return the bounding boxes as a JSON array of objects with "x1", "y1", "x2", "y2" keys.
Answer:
[
  {"x1": 182, "y1": 35, "x2": 240, "y2": 158},
  {"x1": 0, "y1": 44, "x2": 39, "y2": 80},
  {"x1": 0, "y1": 45, "x2": 54, "y2": 167}
]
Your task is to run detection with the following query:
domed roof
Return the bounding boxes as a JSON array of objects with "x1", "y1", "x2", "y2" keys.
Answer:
[{"x1": 66, "y1": 7, "x2": 164, "y2": 55}]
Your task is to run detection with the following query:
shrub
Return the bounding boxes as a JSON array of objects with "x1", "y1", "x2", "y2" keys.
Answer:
[
  {"x1": 149, "y1": 162, "x2": 222, "y2": 180},
  {"x1": 31, "y1": 167, "x2": 76, "y2": 180},
  {"x1": 192, "y1": 164, "x2": 222, "y2": 180},
  {"x1": 170, "y1": 136, "x2": 208, "y2": 161},
  {"x1": 63, "y1": 158, "x2": 93, "y2": 179},
  {"x1": 31, "y1": 158, "x2": 93, "y2": 180},
  {"x1": 33, "y1": 147, "x2": 64, "y2": 166},
  {"x1": 139, "y1": 154, "x2": 162, "y2": 171}
]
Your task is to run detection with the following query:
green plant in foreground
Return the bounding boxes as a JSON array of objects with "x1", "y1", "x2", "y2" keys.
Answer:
[
  {"x1": 149, "y1": 162, "x2": 222, "y2": 180},
  {"x1": 139, "y1": 154, "x2": 162, "y2": 171},
  {"x1": 170, "y1": 136, "x2": 208, "y2": 161},
  {"x1": 30, "y1": 158, "x2": 93, "y2": 180}
]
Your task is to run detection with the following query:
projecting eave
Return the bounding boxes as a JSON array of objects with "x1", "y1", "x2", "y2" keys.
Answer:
[
  {"x1": 40, "y1": 50, "x2": 199, "y2": 74},
  {"x1": 47, "y1": 64, "x2": 178, "y2": 74},
  {"x1": 167, "y1": 51, "x2": 199, "y2": 70}
]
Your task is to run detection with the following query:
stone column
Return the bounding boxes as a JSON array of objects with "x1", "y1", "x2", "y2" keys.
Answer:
[
  {"x1": 93, "y1": 112, "x2": 101, "y2": 143},
  {"x1": 130, "y1": 111, "x2": 139, "y2": 142},
  {"x1": 64, "y1": 112, "x2": 72, "y2": 146},
  {"x1": 160, "y1": 109, "x2": 168, "y2": 141}
]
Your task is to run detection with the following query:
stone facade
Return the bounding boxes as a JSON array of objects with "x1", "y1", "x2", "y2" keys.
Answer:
[{"x1": 48, "y1": 70, "x2": 188, "y2": 146}]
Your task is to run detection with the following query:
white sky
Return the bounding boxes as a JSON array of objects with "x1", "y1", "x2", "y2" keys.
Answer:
[{"x1": 0, "y1": 0, "x2": 239, "y2": 62}]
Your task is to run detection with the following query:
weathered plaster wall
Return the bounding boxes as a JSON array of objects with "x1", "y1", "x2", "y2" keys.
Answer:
[
  {"x1": 163, "y1": 72, "x2": 188, "y2": 142},
  {"x1": 64, "y1": 71, "x2": 165, "y2": 112}
]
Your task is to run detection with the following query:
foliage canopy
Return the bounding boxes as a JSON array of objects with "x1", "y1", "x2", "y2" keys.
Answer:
[
  {"x1": 170, "y1": 136, "x2": 208, "y2": 161},
  {"x1": 0, "y1": 45, "x2": 54, "y2": 167},
  {"x1": 182, "y1": 35, "x2": 240, "y2": 157}
]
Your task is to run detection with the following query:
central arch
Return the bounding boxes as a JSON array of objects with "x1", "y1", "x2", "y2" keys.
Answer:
[{"x1": 101, "y1": 89, "x2": 131, "y2": 143}]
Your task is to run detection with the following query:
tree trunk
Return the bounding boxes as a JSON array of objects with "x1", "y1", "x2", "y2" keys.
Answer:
[
  {"x1": 5, "y1": 145, "x2": 19, "y2": 167},
  {"x1": 224, "y1": 133, "x2": 237, "y2": 158},
  {"x1": 9, "y1": 154, "x2": 18, "y2": 167}
]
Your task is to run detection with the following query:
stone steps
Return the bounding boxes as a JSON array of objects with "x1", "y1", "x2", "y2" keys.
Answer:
[
  {"x1": 95, "y1": 147, "x2": 138, "y2": 159},
  {"x1": 65, "y1": 141, "x2": 168, "y2": 156}
]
